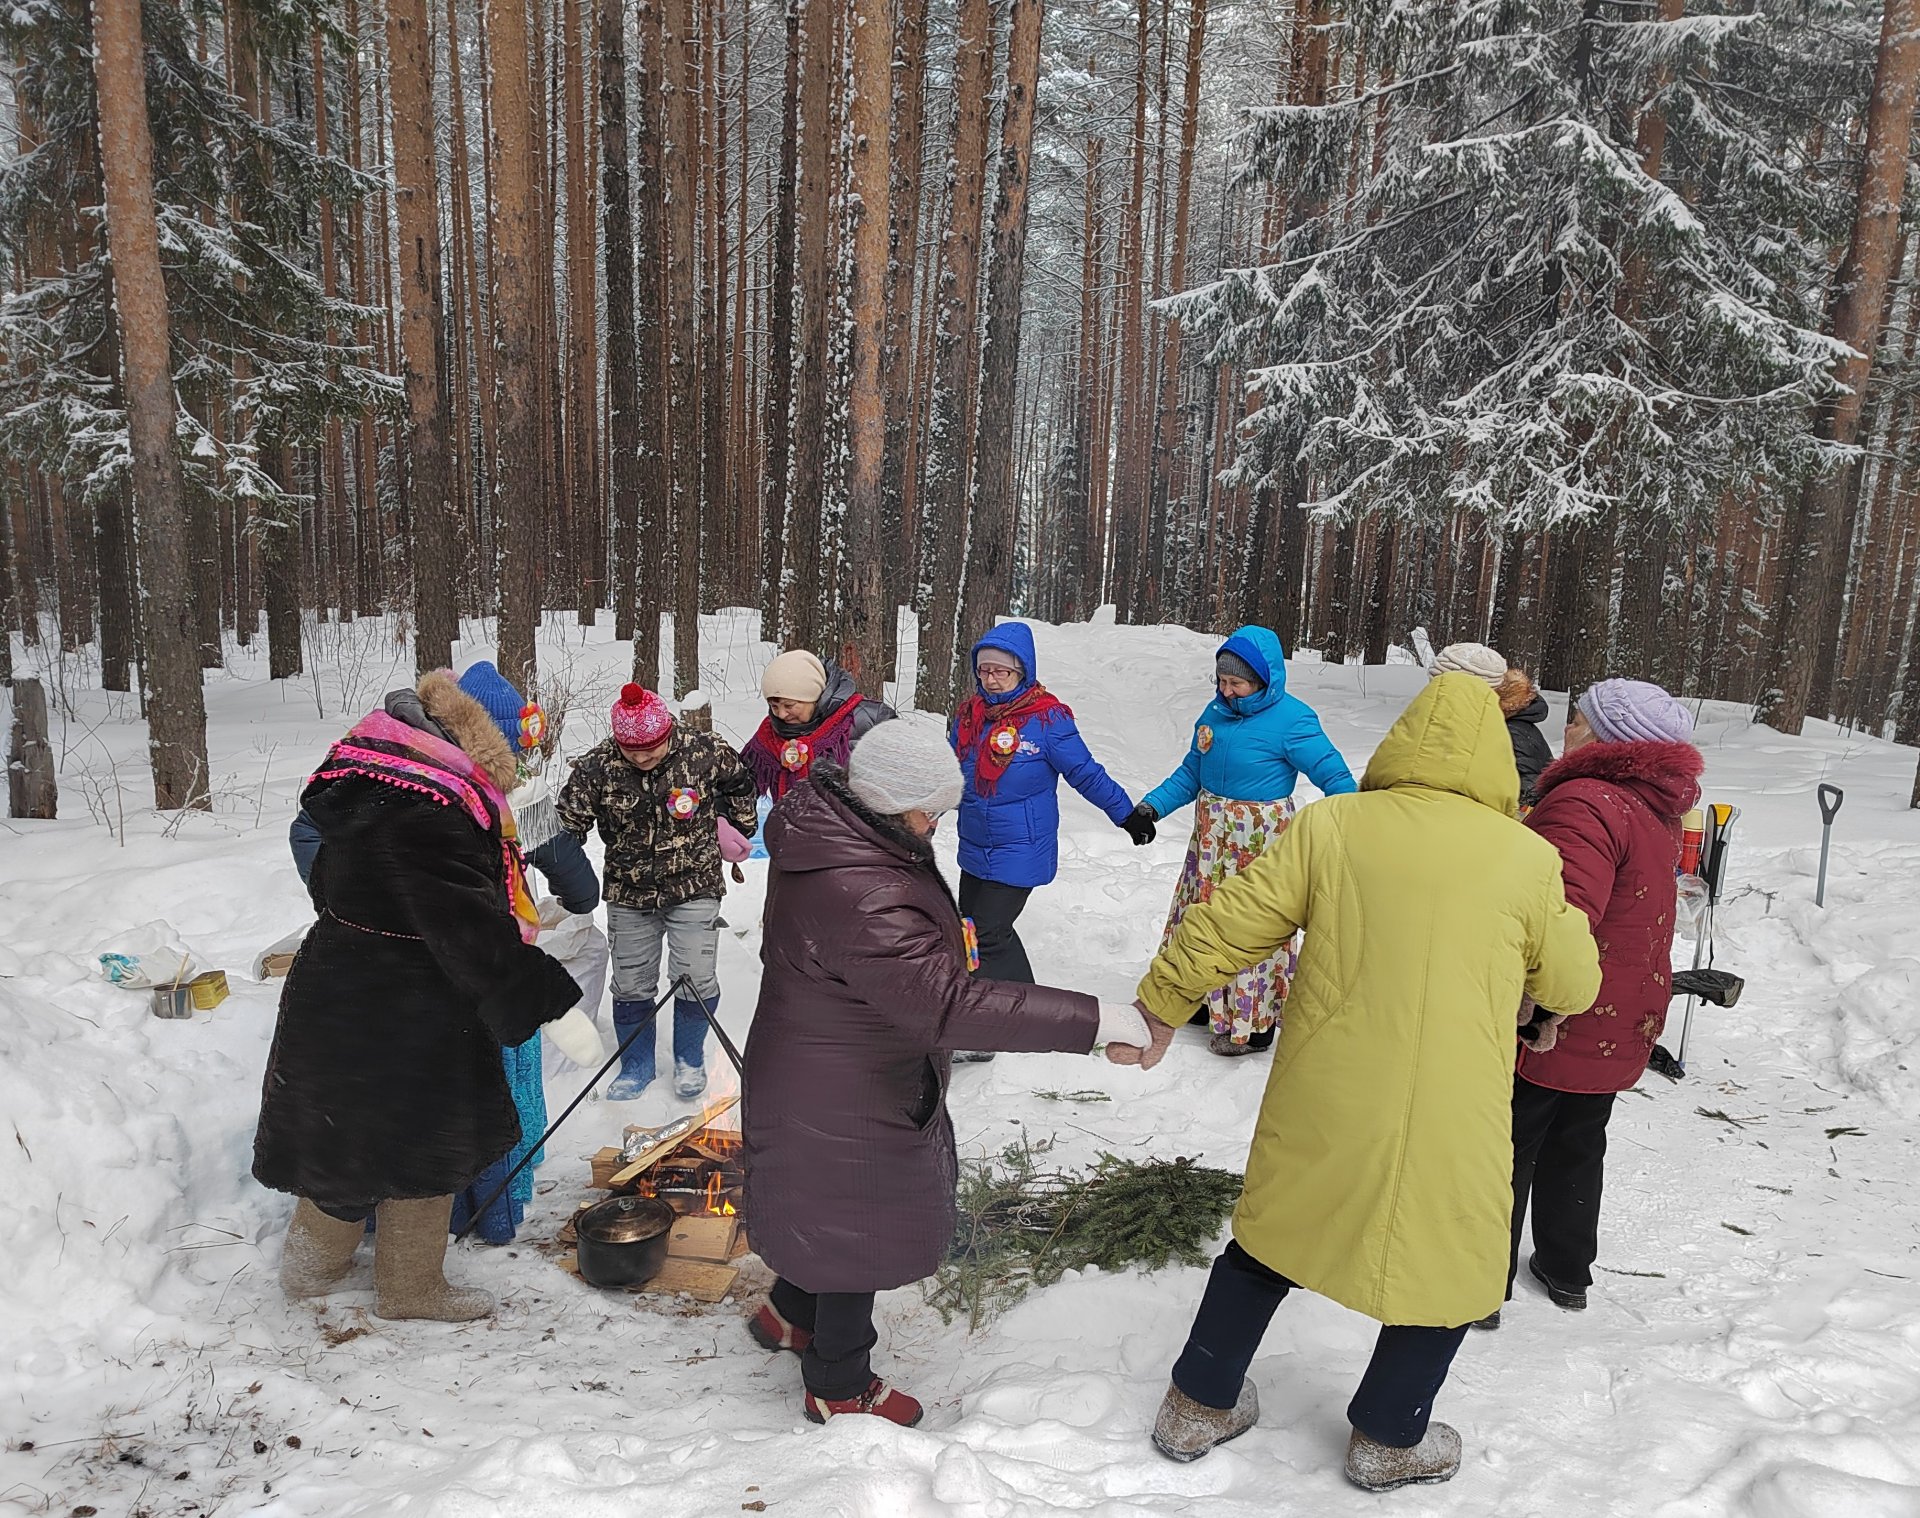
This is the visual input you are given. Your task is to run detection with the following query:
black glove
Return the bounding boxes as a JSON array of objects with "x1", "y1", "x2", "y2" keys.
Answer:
[{"x1": 1121, "y1": 803, "x2": 1157, "y2": 846}]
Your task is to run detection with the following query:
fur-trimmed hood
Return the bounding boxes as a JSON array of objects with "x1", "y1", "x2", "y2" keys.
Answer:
[
  {"x1": 1534, "y1": 738, "x2": 1702, "y2": 821},
  {"x1": 1497, "y1": 669, "x2": 1547, "y2": 723},
  {"x1": 417, "y1": 668, "x2": 520, "y2": 793}
]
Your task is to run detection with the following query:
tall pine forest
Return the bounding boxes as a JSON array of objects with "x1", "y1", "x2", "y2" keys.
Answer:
[{"x1": 7, "y1": 0, "x2": 1920, "y2": 804}]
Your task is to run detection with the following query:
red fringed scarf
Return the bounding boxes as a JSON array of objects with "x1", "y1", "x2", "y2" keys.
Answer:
[
  {"x1": 748, "y1": 693, "x2": 866, "y2": 799},
  {"x1": 952, "y1": 686, "x2": 1069, "y2": 795}
]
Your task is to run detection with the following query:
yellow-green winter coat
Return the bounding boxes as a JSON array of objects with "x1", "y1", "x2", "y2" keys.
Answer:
[{"x1": 1137, "y1": 675, "x2": 1602, "y2": 1326}]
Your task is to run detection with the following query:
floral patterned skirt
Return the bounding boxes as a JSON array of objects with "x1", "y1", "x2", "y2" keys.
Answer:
[{"x1": 1158, "y1": 791, "x2": 1298, "y2": 1043}]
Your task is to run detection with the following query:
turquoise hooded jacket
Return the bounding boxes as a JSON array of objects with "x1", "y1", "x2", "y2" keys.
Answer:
[{"x1": 1141, "y1": 625, "x2": 1356, "y2": 817}]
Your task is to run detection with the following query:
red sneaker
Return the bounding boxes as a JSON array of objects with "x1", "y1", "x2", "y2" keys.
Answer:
[
  {"x1": 748, "y1": 1302, "x2": 812, "y2": 1354},
  {"x1": 804, "y1": 1379, "x2": 924, "y2": 1428}
]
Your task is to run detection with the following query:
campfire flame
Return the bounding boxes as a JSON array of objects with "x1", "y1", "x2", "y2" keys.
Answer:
[{"x1": 627, "y1": 1123, "x2": 744, "y2": 1219}]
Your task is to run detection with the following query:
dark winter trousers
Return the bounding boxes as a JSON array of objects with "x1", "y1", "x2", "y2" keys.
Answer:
[
  {"x1": 770, "y1": 1277, "x2": 879, "y2": 1401},
  {"x1": 958, "y1": 872, "x2": 1035, "y2": 984},
  {"x1": 1507, "y1": 1075, "x2": 1617, "y2": 1295},
  {"x1": 1172, "y1": 1242, "x2": 1470, "y2": 1449}
]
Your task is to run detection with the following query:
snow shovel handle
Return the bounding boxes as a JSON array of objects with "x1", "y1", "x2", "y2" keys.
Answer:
[{"x1": 1817, "y1": 784, "x2": 1844, "y2": 826}]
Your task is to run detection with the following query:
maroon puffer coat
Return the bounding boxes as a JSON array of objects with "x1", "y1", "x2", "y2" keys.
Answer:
[
  {"x1": 1519, "y1": 739, "x2": 1703, "y2": 1094},
  {"x1": 743, "y1": 768, "x2": 1098, "y2": 1293}
]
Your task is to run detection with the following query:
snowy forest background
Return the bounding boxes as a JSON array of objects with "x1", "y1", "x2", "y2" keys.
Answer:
[{"x1": 6, "y1": 0, "x2": 1920, "y2": 806}]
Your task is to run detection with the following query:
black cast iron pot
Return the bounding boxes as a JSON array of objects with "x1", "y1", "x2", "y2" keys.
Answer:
[{"x1": 574, "y1": 1194, "x2": 675, "y2": 1289}]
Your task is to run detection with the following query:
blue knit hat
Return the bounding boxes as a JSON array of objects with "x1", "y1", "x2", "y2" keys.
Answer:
[{"x1": 458, "y1": 660, "x2": 532, "y2": 751}]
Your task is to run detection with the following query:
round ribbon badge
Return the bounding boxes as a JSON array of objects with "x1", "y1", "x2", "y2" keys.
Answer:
[
  {"x1": 989, "y1": 724, "x2": 1021, "y2": 759},
  {"x1": 779, "y1": 737, "x2": 811, "y2": 772},
  {"x1": 1196, "y1": 725, "x2": 1214, "y2": 754},
  {"x1": 667, "y1": 786, "x2": 702, "y2": 820},
  {"x1": 518, "y1": 702, "x2": 547, "y2": 751}
]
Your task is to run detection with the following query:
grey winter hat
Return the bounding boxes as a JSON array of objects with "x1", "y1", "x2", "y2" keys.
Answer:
[
  {"x1": 1216, "y1": 649, "x2": 1263, "y2": 687},
  {"x1": 847, "y1": 716, "x2": 965, "y2": 818}
]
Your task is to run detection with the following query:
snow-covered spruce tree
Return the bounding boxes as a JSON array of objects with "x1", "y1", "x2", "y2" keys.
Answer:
[
  {"x1": 1179, "y1": 0, "x2": 1856, "y2": 675},
  {"x1": 0, "y1": 0, "x2": 393, "y2": 662}
]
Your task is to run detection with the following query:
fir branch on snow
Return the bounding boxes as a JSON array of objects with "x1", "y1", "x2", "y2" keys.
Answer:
[{"x1": 927, "y1": 1137, "x2": 1242, "y2": 1332}]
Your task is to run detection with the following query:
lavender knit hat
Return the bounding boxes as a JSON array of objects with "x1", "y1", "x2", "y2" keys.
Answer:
[{"x1": 1576, "y1": 679, "x2": 1694, "y2": 745}]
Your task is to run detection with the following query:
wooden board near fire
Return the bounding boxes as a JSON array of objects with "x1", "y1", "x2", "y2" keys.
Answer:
[{"x1": 554, "y1": 1116, "x2": 754, "y2": 1306}]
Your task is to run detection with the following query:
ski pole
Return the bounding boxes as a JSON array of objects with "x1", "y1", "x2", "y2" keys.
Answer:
[
  {"x1": 1815, "y1": 785, "x2": 1844, "y2": 907},
  {"x1": 1677, "y1": 805, "x2": 1739, "y2": 1071}
]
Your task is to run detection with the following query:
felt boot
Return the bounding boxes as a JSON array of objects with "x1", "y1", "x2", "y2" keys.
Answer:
[
  {"x1": 1344, "y1": 1423, "x2": 1462, "y2": 1491},
  {"x1": 1151, "y1": 1378, "x2": 1260, "y2": 1462},
  {"x1": 372, "y1": 1195, "x2": 494, "y2": 1322},
  {"x1": 280, "y1": 1198, "x2": 364, "y2": 1299},
  {"x1": 606, "y1": 999, "x2": 658, "y2": 1100},
  {"x1": 672, "y1": 998, "x2": 710, "y2": 1099}
]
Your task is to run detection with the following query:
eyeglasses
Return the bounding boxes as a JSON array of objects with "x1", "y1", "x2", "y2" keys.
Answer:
[{"x1": 976, "y1": 664, "x2": 1021, "y2": 682}]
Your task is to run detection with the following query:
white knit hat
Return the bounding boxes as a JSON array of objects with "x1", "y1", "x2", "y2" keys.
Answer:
[
  {"x1": 847, "y1": 717, "x2": 964, "y2": 817},
  {"x1": 1431, "y1": 641, "x2": 1507, "y2": 687},
  {"x1": 762, "y1": 649, "x2": 829, "y2": 703}
]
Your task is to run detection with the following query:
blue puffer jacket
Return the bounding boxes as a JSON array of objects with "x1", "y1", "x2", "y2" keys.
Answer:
[
  {"x1": 950, "y1": 623, "x2": 1134, "y2": 889},
  {"x1": 1141, "y1": 625, "x2": 1356, "y2": 817}
]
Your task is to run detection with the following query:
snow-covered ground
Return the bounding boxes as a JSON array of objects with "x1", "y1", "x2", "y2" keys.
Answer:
[{"x1": 3, "y1": 611, "x2": 1918, "y2": 1518}]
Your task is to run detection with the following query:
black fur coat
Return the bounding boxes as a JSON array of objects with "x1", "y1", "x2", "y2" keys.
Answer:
[{"x1": 253, "y1": 682, "x2": 581, "y2": 1213}]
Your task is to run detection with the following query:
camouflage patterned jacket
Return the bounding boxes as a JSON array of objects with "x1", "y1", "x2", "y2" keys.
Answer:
[{"x1": 557, "y1": 731, "x2": 759, "y2": 911}]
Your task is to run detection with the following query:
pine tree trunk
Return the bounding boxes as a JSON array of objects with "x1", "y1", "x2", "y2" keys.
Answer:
[
  {"x1": 447, "y1": 0, "x2": 493, "y2": 611},
  {"x1": 601, "y1": 0, "x2": 641, "y2": 643},
  {"x1": 564, "y1": 0, "x2": 600, "y2": 623},
  {"x1": 841, "y1": 0, "x2": 893, "y2": 694},
  {"x1": 389, "y1": 0, "x2": 459, "y2": 671},
  {"x1": 664, "y1": 0, "x2": 703, "y2": 695},
  {"x1": 1108, "y1": 0, "x2": 1152, "y2": 623},
  {"x1": 781, "y1": 0, "x2": 836, "y2": 653},
  {"x1": 914, "y1": 0, "x2": 994, "y2": 707},
  {"x1": 97, "y1": 475, "x2": 135, "y2": 693},
  {"x1": 311, "y1": 30, "x2": 348, "y2": 620},
  {"x1": 699, "y1": 0, "x2": 729, "y2": 613},
  {"x1": 1148, "y1": 0, "x2": 1207, "y2": 605},
  {"x1": 90, "y1": 305, "x2": 136, "y2": 690},
  {"x1": 1059, "y1": 122, "x2": 1102, "y2": 622},
  {"x1": 880, "y1": 0, "x2": 931, "y2": 630},
  {"x1": 261, "y1": 444, "x2": 303, "y2": 680},
  {"x1": 729, "y1": 0, "x2": 756, "y2": 599},
  {"x1": 760, "y1": 0, "x2": 800, "y2": 639},
  {"x1": 953, "y1": 0, "x2": 1044, "y2": 688},
  {"x1": 632, "y1": 0, "x2": 670, "y2": 685},
  {"x1": 1762, "y1": 0, "x2": 1920, "y2": 735},
  {"x1": 488, "y1": 0, "x2": 545, "y2": 686},
  {"x1": 90, "y1": 0, "x2": 210, "y2": 809}
]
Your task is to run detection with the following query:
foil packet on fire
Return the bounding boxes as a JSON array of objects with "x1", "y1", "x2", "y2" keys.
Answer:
[{"x1": 620, "y1": 1116, "x2": 699, "y2": 1164}]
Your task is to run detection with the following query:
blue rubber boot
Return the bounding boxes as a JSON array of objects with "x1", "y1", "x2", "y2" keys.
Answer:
[
  {"x1": 673, "y1": 997, "x2": 711, "y2": 1099},
  {"x1": 606, "y1": 999, "x2": 657, "y2": 1100}
]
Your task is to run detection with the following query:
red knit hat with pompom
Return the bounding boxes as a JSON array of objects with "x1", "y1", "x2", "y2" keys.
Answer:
[{"x1": 611, "y1": 683, "x2": 674, "y2": 748}]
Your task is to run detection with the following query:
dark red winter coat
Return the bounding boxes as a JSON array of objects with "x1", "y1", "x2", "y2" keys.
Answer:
[
  {"x1": 743, "y1": 767, "x2": 1098, "y2": 1294},
  {"x1": 1518, "y1": 739, "x2": 1704, "y2": 1094}
]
